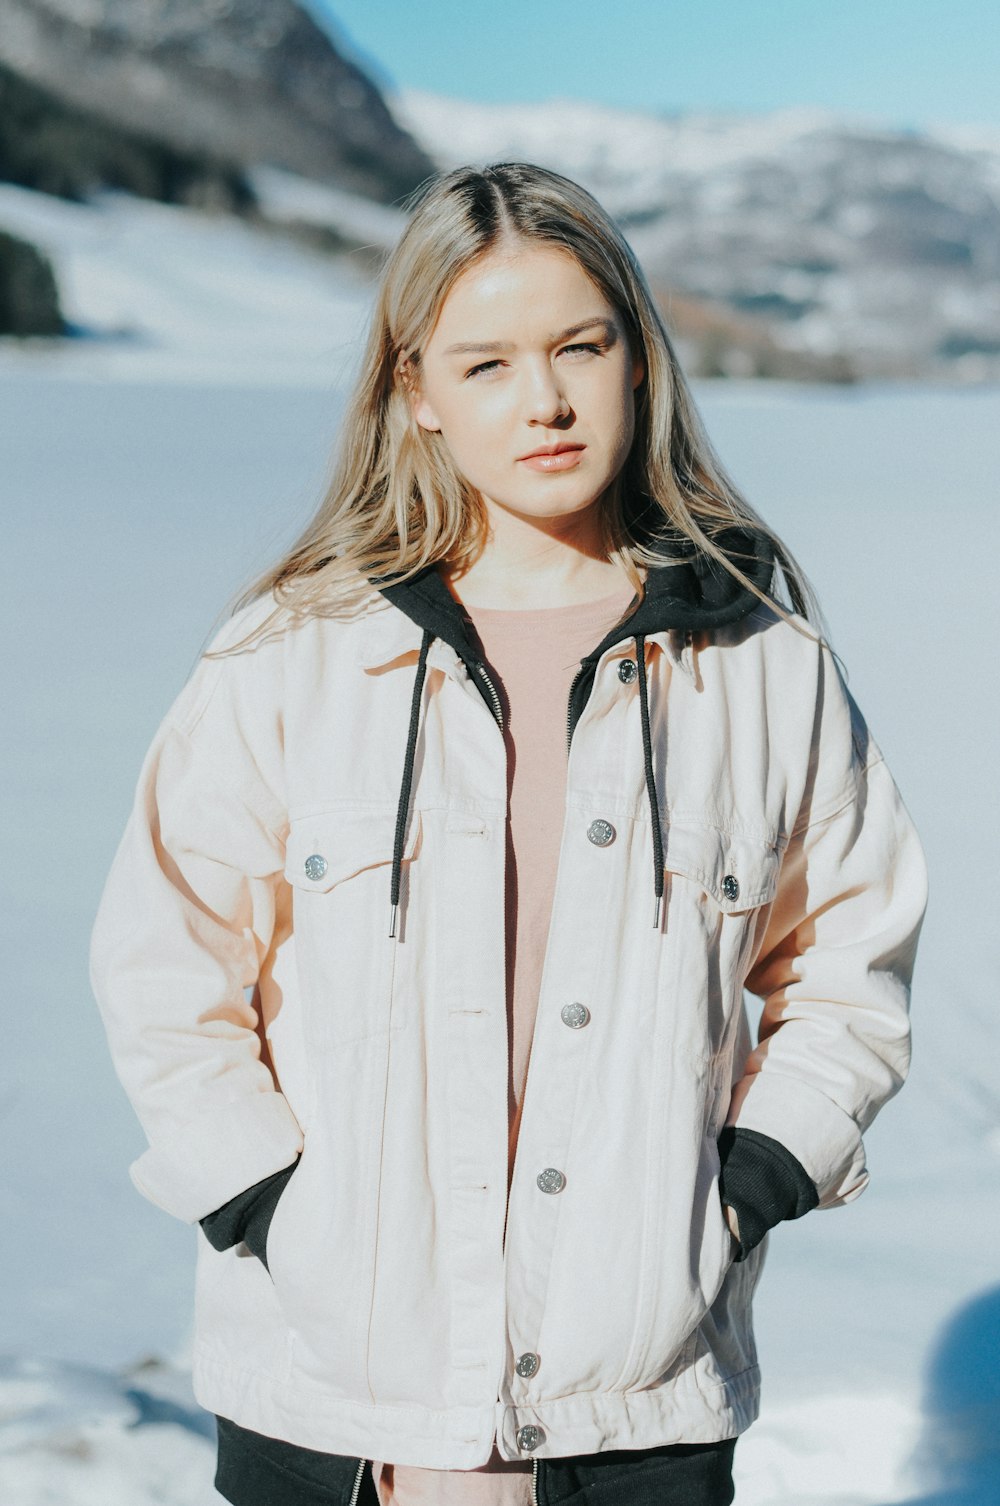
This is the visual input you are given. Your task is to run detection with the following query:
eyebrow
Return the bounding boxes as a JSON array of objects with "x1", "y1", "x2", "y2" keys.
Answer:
[{"x1": 443, "y1": 317, "x2": 617, "y2": 356}]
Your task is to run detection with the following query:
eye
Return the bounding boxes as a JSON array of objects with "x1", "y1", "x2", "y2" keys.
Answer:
[
  {"x1": 465, "y1": 359, "x2": 503, "y2": 379},
  {"x1": 464, "y1": 343, "x2": 604, "y2": 380}
]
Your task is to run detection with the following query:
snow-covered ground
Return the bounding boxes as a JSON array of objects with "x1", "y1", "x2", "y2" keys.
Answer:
[
  {"x1": 0, "y1": 180, "x2": 375, "y2": 386},
  {"x1": 1, "y1": 184, "x2": 998, "y2": 1503}
]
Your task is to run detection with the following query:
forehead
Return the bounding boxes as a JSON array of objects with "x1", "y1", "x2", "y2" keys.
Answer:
[{"x1": 428, "y1": 244, "x2": 616, "y2": 346}]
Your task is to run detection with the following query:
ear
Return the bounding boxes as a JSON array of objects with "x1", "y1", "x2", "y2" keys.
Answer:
[
  {"x1": 631, "y1": 348, "x2": 646, "y2": 391},
  {"x1": 399, "y1": 354, "x2": 442, "y2": 433},
  {"x1": 412, "y1": 392, "x2": 443, "y2": 433}
]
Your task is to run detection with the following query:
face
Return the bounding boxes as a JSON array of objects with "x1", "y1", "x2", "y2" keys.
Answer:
[{"x1": 405, "y1": 241, "x2": 645, "y2": 530}]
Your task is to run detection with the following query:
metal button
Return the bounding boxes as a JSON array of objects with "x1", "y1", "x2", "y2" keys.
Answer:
[
  {"x1": 516, "y1": 1424, "x2": 545, "y2": 1451},
  {"x1": 561, "y1": 1001, "x2": 590, "y2": 1029},
  {"x1": 586, "y1": 818, "x2": 616, "y2": 847},
  {"x1": 304, "y1": 853, "x2": 328, "y2": 881},
  {"x1": 722, "y1": 874, "x2": 740, "y2": 902},
  {"x1": 537, "y1": 1168, "x2": 566, "y2": 1194},
  {"x1": 618, "y1": 658, "x2": 638, "y2": 683},
  {"x1": 515, "y1": 1352, "x2": 540, "y2": 1377}
]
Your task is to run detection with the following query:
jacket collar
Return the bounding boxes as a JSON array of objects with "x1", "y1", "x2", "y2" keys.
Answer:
[{"x1": 364, "y1": 522, "x2": 776, "y2": 674}]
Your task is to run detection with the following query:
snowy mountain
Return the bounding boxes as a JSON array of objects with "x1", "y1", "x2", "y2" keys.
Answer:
[
  {"x1": 392, "y1": 89, "x2": 1000, "y2": 383},
  {"x1": 3, "y1": 9, "x2": 1000, "y2": 381}
]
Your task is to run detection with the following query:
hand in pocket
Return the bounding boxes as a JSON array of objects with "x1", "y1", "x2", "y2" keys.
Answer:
[
  {"x1": 722, "y1": 1200, "x2": 741, "y2": 1257},
  {"x1": 243, "y1": 1161, "x2": 299, "y2": 1276}
]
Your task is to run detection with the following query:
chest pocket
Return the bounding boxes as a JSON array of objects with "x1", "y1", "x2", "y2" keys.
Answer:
[
  {"x1": 282, "y1": 807, "x2": 422, "y2": 1049},
  {"x1": 658, "y1": 821, "x2": 782, "y2": 1051},
  {"x1": 662, "y1": 822, "x2": 781, "y2": 916}
]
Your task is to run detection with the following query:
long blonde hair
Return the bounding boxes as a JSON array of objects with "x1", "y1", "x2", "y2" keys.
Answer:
[{"x1": 205, "y1": 161, "x2": 829, "y2": 657}]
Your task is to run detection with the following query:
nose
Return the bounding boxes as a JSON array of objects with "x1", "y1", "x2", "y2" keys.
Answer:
[{"x1": 523, "y1": 357, "x2": 570, "y2": 423}]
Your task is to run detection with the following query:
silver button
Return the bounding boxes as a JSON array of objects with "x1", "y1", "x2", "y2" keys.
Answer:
[
  {"x1": 304, "y1": 853, "x2": 328, "y2": 881},
  {"x1": 516, "y1": 1424, "x2": 545, "y2": 1451},
  {"x1": 537, "y1": 1168, "x2": 566, "y2": 1194},
  {"x1": 722, "y1": 874, "x2": 740, "y2": 902},
  {"x1": 587, "y1": 818, "x2": 616, "y2": 846},
  {"x1": 515, "y1": 1352, "x2": 539, "y2": 1377},
  {"x1": 561, "y1": 1001, "x2": 590, "y2": 1029},
  {"x1": 618, "y1": 658, "x2": 638, "y2": 683}
]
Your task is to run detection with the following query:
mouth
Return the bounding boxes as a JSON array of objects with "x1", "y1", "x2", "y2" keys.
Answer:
[{"x1": 517, "y1": 443, "x2": 586, "y2": 472}]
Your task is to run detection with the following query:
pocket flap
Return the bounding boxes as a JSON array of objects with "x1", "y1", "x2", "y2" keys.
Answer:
[
  {"x1": 284, "y1": 807, "x2": 422, "y2": 892},
  {"x1": 662, "y1": 822, "x2": 780, "y2": 913}
]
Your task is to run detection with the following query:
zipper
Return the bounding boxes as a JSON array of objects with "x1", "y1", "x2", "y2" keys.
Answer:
[
  {"x1": 348, "y1": 1457, "x2": 369, "y2": 1506},
  {"x1": 475, "y1": 659, "x2": 504, "y2": 733},
  {"x1": 531, "y1": 1455, "x2": 540, "y2": 1506},
  {"x1": 565, "y1": 662, "x2": 587, "y2": 753}
]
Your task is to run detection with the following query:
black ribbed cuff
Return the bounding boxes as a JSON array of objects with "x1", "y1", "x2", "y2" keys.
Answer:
[
  {"x1": 717, "y1": 1126, "x2": 818, "y2": 1261},
  {"x1": 199, "y1": 1158, "x2": 299, "y2": 1272}
]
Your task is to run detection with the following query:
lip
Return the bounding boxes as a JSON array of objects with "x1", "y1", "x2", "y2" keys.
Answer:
[{"x1": 517, "y1": 443, "x2": 586, "y2": 472}]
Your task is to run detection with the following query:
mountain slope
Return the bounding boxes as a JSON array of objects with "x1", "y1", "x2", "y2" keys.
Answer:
[
  {"x1": 392, "y1": 89, "x2": 1000, "y2": 382},
  {"x1": 0, "y1": 0, "x2": 434, "y2": 203}
]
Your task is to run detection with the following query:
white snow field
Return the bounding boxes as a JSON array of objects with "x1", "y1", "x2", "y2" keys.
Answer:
[{"x1": 1, "y1": 184, "x2": 998, "y2": 1504}]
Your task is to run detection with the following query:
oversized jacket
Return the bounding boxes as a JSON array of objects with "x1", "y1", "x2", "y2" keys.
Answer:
[{"x1": 89, "y1": 526, "x2": 929, "y2": 1480}]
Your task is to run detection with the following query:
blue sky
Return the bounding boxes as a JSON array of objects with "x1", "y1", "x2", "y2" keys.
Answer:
[{"x1": 310, "y1": 0, "x2": 1000, "y2": 131}]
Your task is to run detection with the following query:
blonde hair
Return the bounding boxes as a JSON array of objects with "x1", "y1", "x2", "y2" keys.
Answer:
[{"x1": 206, "y1": 161, "x2": 829, "y2": 657}]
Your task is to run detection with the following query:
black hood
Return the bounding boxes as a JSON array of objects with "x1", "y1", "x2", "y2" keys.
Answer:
[
  {"x1": 372, "y1": 523, "x2": 776, "y2": 939},
  {"x1": 377, "y1": 522, "x2": 776, "y2": 673}
]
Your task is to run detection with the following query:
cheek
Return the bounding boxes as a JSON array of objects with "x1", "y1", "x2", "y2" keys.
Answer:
[
  {"x1": 601, "y1": 376, "x2": 637, "y2": 450},
  {"x1": 439, "y1": 392, "x2": 510, "y2": 455}
]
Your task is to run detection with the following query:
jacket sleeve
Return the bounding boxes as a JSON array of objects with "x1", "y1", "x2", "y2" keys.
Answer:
[
  {"x1": 89, "y1": 627, "x2": 303, "y2": 1225},
  {"x1": 725, "y1": 638, "x2": 930, "y2": 1214}
]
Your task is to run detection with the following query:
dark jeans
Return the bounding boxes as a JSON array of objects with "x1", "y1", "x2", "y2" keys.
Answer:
[
  {"x1": 215, "y1": 1415, "x2": 738, "y2": 1506},
  {"x1": 534, "y1": 1437, "x2": 737, "y2": 1505}
]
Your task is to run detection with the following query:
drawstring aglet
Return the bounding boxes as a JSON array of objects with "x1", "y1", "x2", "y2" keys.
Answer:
[
  {"x1": 389, "y1": 901, "x2": 398, "y2": 940},
  {"x1": 653, "y1": 891, "x2": 662, "y2": 930}
]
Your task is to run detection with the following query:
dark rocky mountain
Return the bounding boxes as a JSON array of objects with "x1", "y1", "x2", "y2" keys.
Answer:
[
  {"x1": 0, "y1": 0, "x2": 434, "y2": 203},
  {"x1": 0, "y1": 58, "x2": 253, "y2": 209}
]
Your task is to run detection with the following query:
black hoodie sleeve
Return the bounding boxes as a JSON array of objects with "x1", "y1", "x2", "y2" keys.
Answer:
[
  {"x1": 199, "y1": 1157, "x2": 300, "y2": 1272},
  {"x1": 717, "y1": 1126, "x2": 819, "y2": 1261}
]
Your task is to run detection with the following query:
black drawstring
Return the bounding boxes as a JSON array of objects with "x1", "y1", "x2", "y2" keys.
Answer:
[
  {"x1": 389, "y1": 627, "x2": 433, "y2": 939},
  {"x1": 635, "y1": 633, "x2": 665, "y2": 928},
  {"x1": 389, "y1": 627, "x2": 665, "y2": 936}
]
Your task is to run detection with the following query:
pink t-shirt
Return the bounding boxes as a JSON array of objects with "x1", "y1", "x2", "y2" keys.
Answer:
[{"x1": 371, "y1": 578, "x2": 638, "y2": 1506}]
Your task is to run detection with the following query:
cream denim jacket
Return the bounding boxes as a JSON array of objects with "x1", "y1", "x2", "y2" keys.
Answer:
[{"x1": 90, "y1": 537, "x2": 929, "y2": 1469}]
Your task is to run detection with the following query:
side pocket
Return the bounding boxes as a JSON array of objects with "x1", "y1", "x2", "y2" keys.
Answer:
[{"x1": 252, "y1": 1159, "x2": 299, "y2": 1285}]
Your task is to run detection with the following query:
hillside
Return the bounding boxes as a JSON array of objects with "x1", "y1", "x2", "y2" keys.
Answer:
[
  {"x1": 393, "y1": 89, "x2": 1000, "y2": 383},
  {"x1": 0, "y1": 0, "x2": 433, "y2": 203}
]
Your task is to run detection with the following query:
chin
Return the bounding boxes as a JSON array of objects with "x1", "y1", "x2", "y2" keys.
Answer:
[{"x1": 507, "y1": 495, "x2": 606, "y2": 524}]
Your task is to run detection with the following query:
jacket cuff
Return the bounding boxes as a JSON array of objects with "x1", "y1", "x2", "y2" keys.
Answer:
[
  {"x1": 724, "y1": 1069, "x2": 870, "y2": 1209},
  {"x1": 128, "y1": 1091, "x2": 304, "y2": 1223},
  {"x1": 717, "y1": 1125, "x2": 819, "y2": 1261},
  {"x1": 200, "y1": 1159, "x2": 299, "y2": 1271}
]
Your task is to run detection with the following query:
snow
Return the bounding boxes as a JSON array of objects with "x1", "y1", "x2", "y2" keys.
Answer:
[
  {"x1": 387, "y1": 86, "x2": 974, "y2": 223},
  {"x1": 0, "y1": 1357, "x2": 216, "y2": 1506},
  {"x1": 1, "y1": 183, "x2": 998, "y2": 1502},
  {"x1": 244, "y1": 163, "x2": 408, "y2": 249},
  {"x1": 388, "y1": 88, "x2": 854, "y2": 201},
  {"x1": 0, "y1": 181, "x2": 374, "y2": 386}
]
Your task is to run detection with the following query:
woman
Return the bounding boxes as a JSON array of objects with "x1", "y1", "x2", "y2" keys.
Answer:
[{"x1": 90, "y1": 162, "x2": 929, "y2": 1506}]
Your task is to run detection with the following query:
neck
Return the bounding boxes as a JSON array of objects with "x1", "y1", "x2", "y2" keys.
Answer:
[{"x1": 441, "y1": 498, "x2": 636, "y2": 609}]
